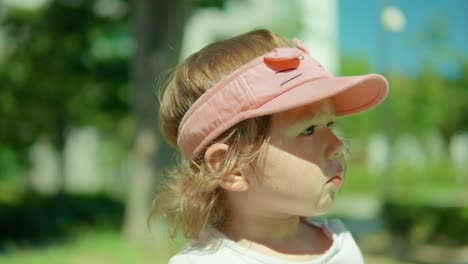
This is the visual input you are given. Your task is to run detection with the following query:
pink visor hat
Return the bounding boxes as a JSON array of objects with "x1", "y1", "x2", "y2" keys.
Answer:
[{"x1": 177, "y1": 39, "x2": 388, "y2": 161}]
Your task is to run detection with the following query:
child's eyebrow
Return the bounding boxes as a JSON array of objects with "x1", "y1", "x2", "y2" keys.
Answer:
[
  {"x1": 290, "y1": 110, "x2": 336, "y2": 126},
  {"x1": 282, "y1": 110, "x2": 335, "y2": 137}
]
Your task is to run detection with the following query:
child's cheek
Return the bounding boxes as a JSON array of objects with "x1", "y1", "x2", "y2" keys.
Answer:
[{"x1": 287, "y1": 138, "x2": 322, "y2": 160}]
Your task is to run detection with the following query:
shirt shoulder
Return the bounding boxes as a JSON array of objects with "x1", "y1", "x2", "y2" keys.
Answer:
[
  {"x1": 323, "y1": 218, "x2": 365, "y2": 264},
  {"x1": 168, "y1": 239, "x2": 241, "y2": 264},
  {"x1": 168, "y1": 254, "x2": 190, "y2": 264},
  {"x1": 169, "y1": 220, "x2": 364, "y2": 264}
]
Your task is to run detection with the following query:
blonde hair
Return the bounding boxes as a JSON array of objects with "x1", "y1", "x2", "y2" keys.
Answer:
[{"x1": 150, "y1": 29, "x2": 293, "y2": 241}]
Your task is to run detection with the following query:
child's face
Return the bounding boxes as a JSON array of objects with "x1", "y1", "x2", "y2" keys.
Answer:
[{"x1": 246, "y1": 99, "x2": 345, "y2": 217}]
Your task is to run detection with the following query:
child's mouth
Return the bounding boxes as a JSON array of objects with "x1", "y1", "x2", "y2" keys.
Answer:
[{"x1": 326, "y1": 176, "x2": 342, "y2": 188}]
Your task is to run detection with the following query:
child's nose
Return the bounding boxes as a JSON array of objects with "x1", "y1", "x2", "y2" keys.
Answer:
[{"x1": 324, "y1": 128, "x2": 345, "y2": 160}]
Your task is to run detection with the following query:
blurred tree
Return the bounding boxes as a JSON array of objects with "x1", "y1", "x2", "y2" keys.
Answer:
[
  {"x1": 402, "y1": 14, "x2": 468, "y2": 138},
  {"x1": 0, "y1": 1, "x2": 130, "y2": 190},
  {"x1": 443, "y1": 60, "x2": 468, "y2": 136},
  {"x1": 338, "y1": 55, "x2": 380, "y2": 139},
  {"x1": 339, "y1": 53, "x2": 468, "y2": 146},
  {"x1": 124, "y1": 0, "x2": 193, "y2": 241},
  {"x1": 125, "y1": 0, "x2": 231, "y2": 242},
  {"x1": 0, "y1": 0, "x2": 227, "y2": 242}
]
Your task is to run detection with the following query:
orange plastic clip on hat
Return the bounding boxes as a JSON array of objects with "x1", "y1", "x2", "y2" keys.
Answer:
[{"x1": 177, "y1": 38, "x2": 389, "y2": 161}]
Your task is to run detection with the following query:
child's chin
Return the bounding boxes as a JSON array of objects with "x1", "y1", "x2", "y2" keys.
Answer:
[
  {"x1": 302, "y1": 208, "x2": 332, "y2": 218},
  {"x1": 304, "y1": 199, "x2": 336, "y2": 216}
]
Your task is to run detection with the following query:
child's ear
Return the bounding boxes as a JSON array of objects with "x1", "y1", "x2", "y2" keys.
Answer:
[
  {"x1": 204, "y1": 143, "x2": 249, "y2": 192},
  {"x1": 205, "y1": 143, "x2": 229, "y2": 173},
  {"x1": 219, "y1": 170, "x2": 249, "y2": 192}
]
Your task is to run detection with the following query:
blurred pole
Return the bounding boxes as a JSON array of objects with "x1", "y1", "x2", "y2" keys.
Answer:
[
  {"x1": 378, "y1": 2, "x2": 405, "y2": 200},
  {"x1": 124, "y1": 0, "x2": 193, "y2": 242}
]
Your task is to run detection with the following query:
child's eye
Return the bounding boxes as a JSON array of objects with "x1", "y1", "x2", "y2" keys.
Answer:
[
  {"x1": 300, "y1": 122, "x2": 336, "y2": 136},
  {"x1": 300, "y1": 125, "x2": 317, "y2": 136}
]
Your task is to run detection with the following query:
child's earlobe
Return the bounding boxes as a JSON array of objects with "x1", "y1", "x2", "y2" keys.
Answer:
[{"x1": 219, "y1": 172, "x2": 249, "y2": 192}]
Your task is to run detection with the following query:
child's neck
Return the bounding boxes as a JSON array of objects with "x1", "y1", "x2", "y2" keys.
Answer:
[
  {"x1": 219, "y1": 213, "x2": 332, "y2": 260},
  {"x1": 221, "y1": 213, "x2": 302, "y2": 242}
]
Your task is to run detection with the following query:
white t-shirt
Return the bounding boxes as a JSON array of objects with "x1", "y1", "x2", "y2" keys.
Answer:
[{"x1": 169, "y1": 219, "x2": 364, "y2": 264}]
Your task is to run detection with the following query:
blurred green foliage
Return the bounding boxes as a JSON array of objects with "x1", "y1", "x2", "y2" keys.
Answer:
[
  {"x1": 0, "y1": 0, "x2": 467, "y2": 259},
  {"x1": 0, "y1": 0, "x2": 132, "y2": 158},
  {"x1": 339, "y1": 56, "x2": 468, "y2": 140},
  {"x1": 0, "y1": 228, "x2": 185, "y2": 264},
  {"x1": 0, "y1": 193, "x2": 123, "y2": 248},
  {"x1": 383, "y1": 202, "x2": 468, "y2": 246}
]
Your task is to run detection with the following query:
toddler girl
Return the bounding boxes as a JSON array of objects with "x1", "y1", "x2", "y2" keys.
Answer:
[{"x1": 151, "y1": 29, "x2": 388, "y2": 264}]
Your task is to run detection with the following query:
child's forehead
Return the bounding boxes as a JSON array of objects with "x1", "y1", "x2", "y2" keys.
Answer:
[{"x1": 274, "y1": 100, "x2": 336, "y2": 124}]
